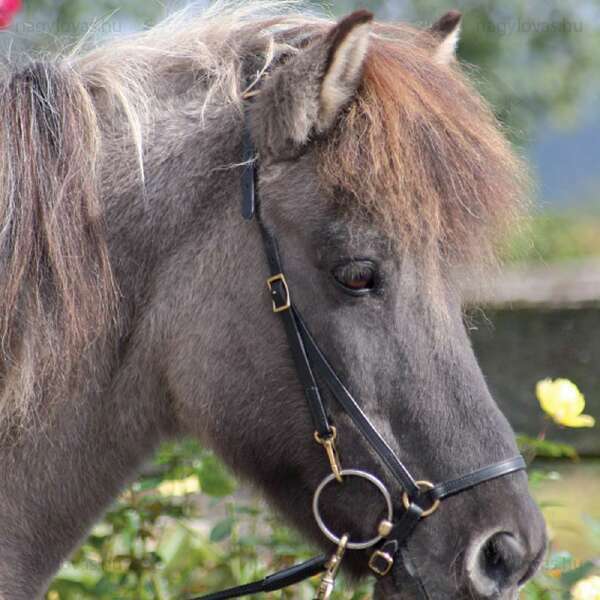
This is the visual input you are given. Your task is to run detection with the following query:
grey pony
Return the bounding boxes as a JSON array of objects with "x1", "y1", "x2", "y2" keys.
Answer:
[{"x1": 0, "y1": 4, "x2": 546, "y2": 599}]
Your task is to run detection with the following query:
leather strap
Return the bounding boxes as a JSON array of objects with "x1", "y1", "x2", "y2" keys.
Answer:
[
  {"x1": 258, "y1": 212, "x2": 421, "y2": 497},
  {"x1": 249, "y1": 157, "x2": 525, "y2": 507},
  {"x1": 370, "y1": 502, "x2": 423, "y2": 575},
  {"x1": 426, "y1": 455, "x2": 526, "y2": 503},
  {"x1": 292, "y1": 307, "x2": 421, "y2": 498},
  {"x1": 368, "y1": 457, "x2": 526, "y2": 580},
  {"x1": 191, "y1": 555, "x2": 329, "y2": 599},
  {"x1": 260, "y1": 222, "x2": 333, "y2": 439}
]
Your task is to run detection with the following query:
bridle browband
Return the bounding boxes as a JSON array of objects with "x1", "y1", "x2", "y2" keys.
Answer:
[{"x1": 193, "y1": 116, "x2": 527, "y2": 600}]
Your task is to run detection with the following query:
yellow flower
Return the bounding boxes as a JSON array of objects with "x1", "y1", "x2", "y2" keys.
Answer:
[
  {"x1": 157, "y1": 475, "x2": 200, "y2": 497},
  {"x1": 536, "y1": 378, "x2": 595, "y2": 428},
  {"x1": 571, "y1": 575, "x2": 600, "y2": 600}
]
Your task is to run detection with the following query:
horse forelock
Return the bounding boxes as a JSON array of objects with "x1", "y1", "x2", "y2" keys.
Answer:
[{"x1": 318, "y1": 27, "x2": 529, "y2": 269}]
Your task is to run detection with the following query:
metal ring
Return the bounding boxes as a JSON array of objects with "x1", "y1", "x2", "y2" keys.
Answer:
[
  {"x1": 401, "y1": 480, "x2": 440, "y2": 518},
  {"x1": 312, "y1": 469, "x2": 394, "y2": 550}
]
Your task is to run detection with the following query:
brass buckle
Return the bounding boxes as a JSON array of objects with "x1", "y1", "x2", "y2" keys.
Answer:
[
  {"x1": 368, "y1": 549, "x2": 394, "y2": 577},
  {"x1": 314, "y1": 427, "x2": 343, "y2": 482},
  {"x1": 401, "y1": 480, "x2": 440, "y2": 518},
  {"x1": 266, "y1": 273, "x2": 291, "y2": 313}
]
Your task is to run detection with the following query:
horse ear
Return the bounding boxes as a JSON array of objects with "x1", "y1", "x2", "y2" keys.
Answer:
[
  {"x1": 429, "y1": 10, "x2": 462, "y2": 65},
  {"x1": 318, "y1": 10, "x2": 373, "y2": 131},
  {"x1": 252, "y1": 10, "x2": 372, "y2": 158}
]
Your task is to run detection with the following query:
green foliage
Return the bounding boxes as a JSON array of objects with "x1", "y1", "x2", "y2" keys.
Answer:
[
  {"x1": 46, "y1": 437, "x2": 599, "y2": 600},
  {"x1": 522, "y1": 550, "x2": 597, "y2": 600},
  {"x1": 47, "y1": 440, "x2": 370, "y2": 599},
  {"x1": 197, "y1": 455, "x2": 236, "y2": 498},
  {"x1": 516, "y1": 432, "x2": 600, "y2": 599},
  {"x1": 517, "y1": 435, "x2": 579, "y2": 460}
]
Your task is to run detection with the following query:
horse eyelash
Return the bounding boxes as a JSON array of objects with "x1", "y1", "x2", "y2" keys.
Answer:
[{"x1": 331, "y1": 259, "x2": 381, "y2": 295}]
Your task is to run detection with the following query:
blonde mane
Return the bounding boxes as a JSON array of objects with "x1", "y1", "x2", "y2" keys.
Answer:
[
  {"x1": 0, "y1": 2, "x2": 330, "y2": 435},
  {"x1": 72, "y1": 1, "x2": 332, "y2": 173}
]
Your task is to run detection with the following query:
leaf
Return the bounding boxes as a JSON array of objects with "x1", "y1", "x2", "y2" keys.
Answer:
[
  {"x1": 210, "y1": 517, "x2": 235, "y2": 542},
  {"x1": 157, "y1": 523, "x2": 192, "y2": 570},
  {"x1": 528, "y1": 469, "x2": 562, "y2": 487},
  {"x1": 516, "y1": 435, "x2": 578, "y2": 459},
  {"x1": 197, "y1": 455, "x2": 236, "y2": 498},
  {"x1": 235, "y1": 504, "x2": 262, "y2": 516},
  {"x1": 136, "y1": 476, "x2": 164, "y2": 491},
  {"x1": 90, "y1": 522, "x2": 113, "y2": 538},
  {"x1": 545, "y1": 550, "x2": 574, "y2": 571},
  {"x1": 520, "y1": 579, "x2": 554, "y2": 600},
  {"x1": 560, "y1": 560, "x2": 596, "y2": 586},
  {"x1": 48, "y1": 579, "x2": 95, "y2": 597},
  {"x1": 538, "y1": 501, "x2": 565, "y2": 509},
  {"x1": 53, "y1": 562, "x2": 103, "y2": 588}
]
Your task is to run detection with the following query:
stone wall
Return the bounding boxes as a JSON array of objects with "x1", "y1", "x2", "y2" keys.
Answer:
[
  {"x1": 471, "y1": 307, "x2": 600, "y2": 455},
  {"x1": 466, "y1": 260, "x2": 600, "y2": 456}
]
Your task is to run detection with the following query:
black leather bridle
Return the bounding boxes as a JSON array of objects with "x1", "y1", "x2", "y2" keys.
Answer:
[{"x1": 194, "y1": 118, "x2": 526, "y2": 600}]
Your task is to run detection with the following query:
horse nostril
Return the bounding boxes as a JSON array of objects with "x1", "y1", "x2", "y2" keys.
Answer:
[
  {"x1": 468, "y1": 532, "x2": 527, "y2": 595},
  {"x1": 481, "y1": 532, "x2": 524, "y2": 584}
]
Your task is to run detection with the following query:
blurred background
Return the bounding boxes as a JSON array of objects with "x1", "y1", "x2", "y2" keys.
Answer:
[{"x1": 1, "y1": 0, "x2": 599, "y2": 598}]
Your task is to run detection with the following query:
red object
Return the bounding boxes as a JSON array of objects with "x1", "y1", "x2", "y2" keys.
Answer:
[{"x1": 0, "y1": 0, "x2": 22, "y2": 29}]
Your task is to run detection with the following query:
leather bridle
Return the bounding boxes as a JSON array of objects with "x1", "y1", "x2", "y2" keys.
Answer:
[{"x1": 194, "y1": 118, "x2": 527, "y2": 600}]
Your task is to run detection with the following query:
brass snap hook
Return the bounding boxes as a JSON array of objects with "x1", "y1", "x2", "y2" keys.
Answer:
[
  {"x1": 315, "y1": 534, "x2": 349, "y2": 600},
  {"x1": 314, "y1": 427, "x2": 343, "y2": 482}
]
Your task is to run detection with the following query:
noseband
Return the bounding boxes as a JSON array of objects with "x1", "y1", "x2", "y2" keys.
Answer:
[{"x1": 194, "y1": 119, "x2": 526, "y2": 600}]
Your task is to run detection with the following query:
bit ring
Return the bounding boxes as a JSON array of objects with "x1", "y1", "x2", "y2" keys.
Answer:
[{"x1": 312, "y1": 469, "x2": 393, "y2": 550}]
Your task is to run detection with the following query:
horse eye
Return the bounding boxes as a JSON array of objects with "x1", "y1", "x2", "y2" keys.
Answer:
[{"x1": 332, "y1": 261, "x2": 378, "y2": 295}]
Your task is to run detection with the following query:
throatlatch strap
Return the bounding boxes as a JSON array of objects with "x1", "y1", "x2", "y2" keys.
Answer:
[{"x1": 191, "y1": 555, "x2": 329, "y2": 600}]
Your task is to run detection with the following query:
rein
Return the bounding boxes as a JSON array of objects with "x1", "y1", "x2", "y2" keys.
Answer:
[{"x1": 193, "y1": 119, "x2": 527, "y2": 600}]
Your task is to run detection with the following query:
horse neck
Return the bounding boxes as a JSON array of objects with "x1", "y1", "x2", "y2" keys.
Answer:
[
  {"x1": 0, "y1": 92, "x2": 243, "y2": 600},
  {"x1": 0, "y1": 342, "x2": 168, "y2": 598}
]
